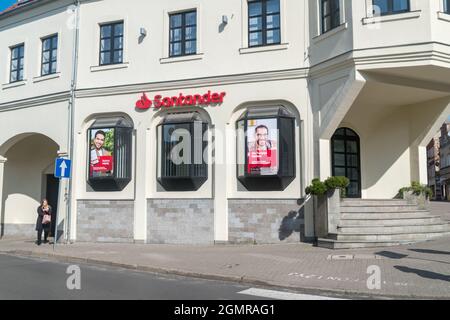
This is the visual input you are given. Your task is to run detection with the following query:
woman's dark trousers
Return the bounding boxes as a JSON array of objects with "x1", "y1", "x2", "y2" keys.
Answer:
[{"x1": 37, "y1": 227, "x2": 49, "y2": 245}]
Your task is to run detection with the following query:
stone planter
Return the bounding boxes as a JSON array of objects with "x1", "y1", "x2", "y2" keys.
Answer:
[
  {"x1": 313, "y1": 188, "x2": 341, "y2": 238},
  {"x1": 403, "y1": 191, "x2": 430, "y2": 210}
]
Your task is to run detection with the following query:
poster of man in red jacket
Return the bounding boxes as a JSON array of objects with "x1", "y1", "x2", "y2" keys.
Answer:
[
  {"x1": 247, "y1": 119, "x2": 278, "y2": 176},
  {"x1": 89, "y1": 129, "x2": 114, "y2": 178}
]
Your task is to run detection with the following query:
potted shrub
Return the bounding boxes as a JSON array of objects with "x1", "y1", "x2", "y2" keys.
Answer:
[
  {"x1": 398, "y1": 181, "x2": 433, "y2": 210},
  {"x1": 306, "y1": 176, "x2": 349, "y2": 238},
  {"x1": 305, "y1": 179, "x2": 328, "y2": 238}
]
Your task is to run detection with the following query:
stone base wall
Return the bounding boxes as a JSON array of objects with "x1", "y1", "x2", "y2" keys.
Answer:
[
  {"x1": 1, "y1": 224, "x2": 36, "y2": 239},
  {"x1": 228, "y1": 199, "x2": 304, "y2": 244},
  {"x1": 147, "y1": 199, "x2": 214, "y2": 244},
  {"x1": 77, "y1": 200, "x2": 134, "y2": 243}
]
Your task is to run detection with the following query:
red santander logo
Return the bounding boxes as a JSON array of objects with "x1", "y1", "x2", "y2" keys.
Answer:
[
  {"x1": 135, "y1": 93, "x2": 152, "y2": 110},
  {"x1": 135, "y1": 91, "x2": 226, "y2": 110}
]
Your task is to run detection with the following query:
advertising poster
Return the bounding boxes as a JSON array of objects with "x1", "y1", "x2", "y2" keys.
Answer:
[
  {"x1": 247, "y1": 119, "x2": 278, "y2": 176},
  {"x1": 89, "y1": 128, "x2": 114, "y2": 178}
]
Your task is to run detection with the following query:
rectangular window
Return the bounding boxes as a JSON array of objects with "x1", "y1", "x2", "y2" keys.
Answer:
[
  {"x1": 10, "y1": 44, "x2": 24, "y2": 83},
  {"x1": 445, "y1": 0, "x2": 450, "y2": 14},
  {"x1": 248, "y1": 0, "x2": 281, "y2": 47},
  {"x1": 169, "y1": 10, "x2": 197, "y2": 57},
  {"x1": 321, "y1": 0, "x2": 340, "y2": 34},
  {"x1": 41, "y1": 35, "x2": 58, "y2": 76},
  {"x1": 373, "y1": 0, "x2": 410, "y2": 16},
  {"x1": 99, "y1": 21, "x2": 124, "y2": 65}
]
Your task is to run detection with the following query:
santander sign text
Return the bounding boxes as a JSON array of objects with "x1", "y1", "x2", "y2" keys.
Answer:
[{"x1": 135, "y1": 91, "x2": 226, "y2": 110}]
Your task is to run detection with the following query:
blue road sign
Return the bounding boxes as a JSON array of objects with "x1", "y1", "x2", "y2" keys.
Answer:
[{"x1": 55, "y1": 158, "x2": 71, "y2": 179}]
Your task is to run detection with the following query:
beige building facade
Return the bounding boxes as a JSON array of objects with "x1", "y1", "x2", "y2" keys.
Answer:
[{"x1": 1, "y1": 0, "x2": 450, "y2": 244}]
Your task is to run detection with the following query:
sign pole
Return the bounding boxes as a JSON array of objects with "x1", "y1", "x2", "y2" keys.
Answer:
[
  {"x1": 53, "y1": 157, "x2": 71, "y2": 251},
  {"x1": 53, "y1": 179, "x2": 59, "y2": 252}
]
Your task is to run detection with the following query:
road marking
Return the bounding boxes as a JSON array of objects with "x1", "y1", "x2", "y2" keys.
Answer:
[{"x1": 237, "y1": 288, "x2": 346, "y2": 300}]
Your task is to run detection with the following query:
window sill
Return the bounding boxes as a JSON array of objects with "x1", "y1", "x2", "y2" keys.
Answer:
[
  {"x1": 239, "y1": 43, "x2": 289, "y2": 55},
  {"x1": 438, "y1": 12, "x2": 450, "y2": 22},
  {"x1": 362, "y1": 10, "x2": 422, "y2": 25},
  {"x1": 90, "y1": 62, "x2": 129, "y2": 73},
  {"x1": 312, "y1": 23, "x2": 348, "y2": 44},
  {"x1": 160, "y1": 54, "x2": 204, "y2": 64},
  {"x1": 33, "y1": 72, "x2": 61, "y2": 83},
  {"x1": 2, "y1": 80, "x2": 27, "y2": 90}
]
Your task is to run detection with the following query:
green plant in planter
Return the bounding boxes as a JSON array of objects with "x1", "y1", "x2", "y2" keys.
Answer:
[
  {"x1": 325, "y1": 176, "x2": 350, "y2": 198},
  {"x1": 305, "y1": 178, "x2": 327, "y2": 196},
  {"x1": 398, "y1": 181, "x2": 433, "y2": 199}
]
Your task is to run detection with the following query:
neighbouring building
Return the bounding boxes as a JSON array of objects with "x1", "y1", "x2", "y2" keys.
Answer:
[
  {"x1": 427, "y1": 133, "x2": 441, "y2": 200},
  {"x1": 439, "y1": 121, "x2": 450, "y2": 200},
  {"x1": 1, "y1": 0, "x2": 450, "y2": 246}
]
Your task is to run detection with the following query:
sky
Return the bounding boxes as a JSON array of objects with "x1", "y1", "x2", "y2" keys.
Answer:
[{"x1": 0, "y1": 0, "x2": 17, "y2": 12}]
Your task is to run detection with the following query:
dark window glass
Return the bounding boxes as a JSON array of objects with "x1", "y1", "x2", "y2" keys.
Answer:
[
  {"x1": 41, "y1": 35, "x2": 58, "y2": 76},
  {"x1": 10, "y1": 44, "x2": 24, "y2": 83},
  {"x1": 331, "y1": 128, "x2": 361, "y2": 198},
  {"x1": 158, "y1": 113, "x2": 208, "y2": 191},
  {"x1": 99, "y1": 21, "x2": 124, "y2": 65},
  {"x1": 248, "y1": 0, "x2": 281, "y2": 47},
  {"x1": 169, "y1": 10, "x2": 197, "y2": 57},
  {"x1": 445, "y1": 0, "x2": 450, "y2": 14},
  {"x1": 321, "y1": 0, "x2": 340, "y2": 34},
  {"x1": 373, "y1": 0, "x2": 410, "y2": 16}
]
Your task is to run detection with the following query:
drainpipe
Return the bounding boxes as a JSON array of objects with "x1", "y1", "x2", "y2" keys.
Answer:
[{"x1": 65, "y1": 0, "x2": 80, "y2": 243}]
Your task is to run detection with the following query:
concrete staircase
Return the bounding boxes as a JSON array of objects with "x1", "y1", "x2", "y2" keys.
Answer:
[{"x1": 318, "y1": 199, "x2": 450, "y2": 249}]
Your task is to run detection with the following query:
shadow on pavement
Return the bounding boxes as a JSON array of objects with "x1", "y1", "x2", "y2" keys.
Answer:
[
  {"x1": 376, "y1": 251, "x2": 408, "y2": 259},
  {"x1": 409, "y1": 249, "x2": 450, "y2": 255},
  {"x1": 394, "y1": 266, "x2": 450, "y2": 282}
]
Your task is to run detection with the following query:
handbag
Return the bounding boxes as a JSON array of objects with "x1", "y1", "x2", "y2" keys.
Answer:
[{"x1": 42, "y1": 213, "x2": 51, "y2": 225}]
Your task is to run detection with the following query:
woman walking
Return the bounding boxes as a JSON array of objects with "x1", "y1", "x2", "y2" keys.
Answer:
[{"x1": 36, "y1": 199, "x2": 52, "y2": 245}]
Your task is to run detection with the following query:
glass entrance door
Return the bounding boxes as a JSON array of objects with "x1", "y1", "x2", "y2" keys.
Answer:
[{"x1": 331, "y1": 128, "x2": 361, "y2": 198}]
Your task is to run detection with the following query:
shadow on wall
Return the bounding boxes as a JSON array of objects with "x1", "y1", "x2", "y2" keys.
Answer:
[{"x1": 278, "y1": 200, "x2": 306, "y2": 242}]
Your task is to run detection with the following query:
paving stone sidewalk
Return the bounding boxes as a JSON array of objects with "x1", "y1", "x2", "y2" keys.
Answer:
[{"x1": 1, "y1": 236, "x2": 450, "y2": 299}]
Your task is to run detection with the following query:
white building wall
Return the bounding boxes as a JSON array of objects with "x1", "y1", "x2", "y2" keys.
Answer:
[{"x1": 1, "y1": 0, "x2": 450, "y2": 242}]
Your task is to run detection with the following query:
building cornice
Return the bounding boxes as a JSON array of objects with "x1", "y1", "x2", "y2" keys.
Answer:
[
  {"x1": 75, "y1": 68, "x2": 310, "y2": 98},
  {"x1": 309, "y1": 42, "x2": 450, "y2": 79},
  {"x1": 0, "y1": 91, "x2": 70, "y2": 112}
]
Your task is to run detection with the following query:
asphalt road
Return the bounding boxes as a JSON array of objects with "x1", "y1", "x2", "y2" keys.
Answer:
[{"x1": 0, "y1": 254, "x2": 346, "y2": 300}]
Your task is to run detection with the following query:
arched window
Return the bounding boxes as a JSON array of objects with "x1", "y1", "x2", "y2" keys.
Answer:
[
  {"x1": 331, "y1": 127, "x2": 361, "y2": 198},
  {"x1": 157, "y1": 111, "x2": 208, "y2": 191},
  {"x1": 236, "y1": 106, "x2": 296, "y2": 191},
  {"x1": 87, "y1": 117, "x2": 133, "y2": 191}
]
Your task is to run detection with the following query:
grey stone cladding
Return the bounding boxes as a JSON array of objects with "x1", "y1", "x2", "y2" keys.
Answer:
[
  {"x1": 1, "y1": 224, "x2": 36, "y2": 239},
  {"x1": 228, "y1": 199, "x2": 304, "y2": 244},
  {"x1": 77, "y1": 200, "x2": 134, "y2": 243},
  {"x1": 147, "y1": 199, "x2": 214, "y2": 244}
]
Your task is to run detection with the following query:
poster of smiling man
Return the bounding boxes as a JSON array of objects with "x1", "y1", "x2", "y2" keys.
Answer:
[
  {"x1": 247, "y1": 119, "x2": 278, "y2": 176},
  {"x1": 89, "y1": 128, "x2": 114, "y2": 178}
]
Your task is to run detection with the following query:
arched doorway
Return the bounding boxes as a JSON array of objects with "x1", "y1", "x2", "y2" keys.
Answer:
[
  {"x1": 0, "y1": 134, "x2": 59, "y2": 239},
  {"x1": 331, "y1": 128, "x2": 361, "y2": 198}
]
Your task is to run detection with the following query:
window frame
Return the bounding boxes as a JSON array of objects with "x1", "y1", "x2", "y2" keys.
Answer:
[
  {"x1": 41, "y1": 34, "x2": 58, "y2": 76},
  {"x1": 248, "y1": 0, "x2": 281, "y2": 48},
  {"x1": 10, "y1": 44, "x2": 25, "y2": 83},
  {"x1": 99, "y1": 21, "x2": 124, "y2": 66},
  {"x1": 445, "y1": 0, "x2": 450, "y2": 14},
  {"x1": 87, "y1": 117, "x2": 133, "y2": 192},
  {"x1": 236, "y1": 107, "x2": 296, "y2": 191},
  {"x1": 321, "y1": 0, "x2": 341, "y2": 34},
  {"x1": 373, "y1": 0, "x2": 411, "y2": 16},
  {"x1": 157, "y1": 113, "x2": 209, "y2": 192},
  {"x1": 169, "y1": 10, "x2": 197, "y2": 57}
]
